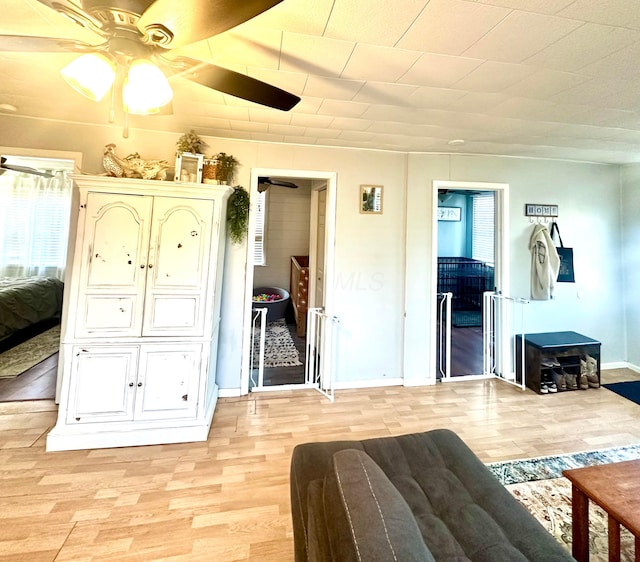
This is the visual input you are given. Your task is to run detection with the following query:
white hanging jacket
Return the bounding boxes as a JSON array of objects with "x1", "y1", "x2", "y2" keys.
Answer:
[{"x1": 529, "y1": 224, "x2": 560, "y2": 300}]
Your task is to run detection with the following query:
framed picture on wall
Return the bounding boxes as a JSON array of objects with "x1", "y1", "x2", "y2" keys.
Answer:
[
  {"x1": 360, "y1": 184, "x2": 383, "y2": 214},
  {"x1": 438, "y1": 206, "x2": 461, "y2": 221}
]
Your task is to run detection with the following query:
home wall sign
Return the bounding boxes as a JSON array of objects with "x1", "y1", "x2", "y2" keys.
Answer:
[{"x1": 525, "y1": 204, "x2": 558, "y2": 218}]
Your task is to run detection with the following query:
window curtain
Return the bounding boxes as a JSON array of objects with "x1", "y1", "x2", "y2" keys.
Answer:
[{"x1": 0, "y1": 170, "x2": 72, "y2": 279}]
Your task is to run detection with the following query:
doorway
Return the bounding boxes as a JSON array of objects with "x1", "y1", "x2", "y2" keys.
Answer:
[
  {"x1": 431, "y1": 180, "x2": 510, "y2": 381},
  {"x1": 241, "y1": 169, "x2": 336, "y2": 395},
  {"x1": 0, "y1": 149, "x2": 80, "y2": 403}
]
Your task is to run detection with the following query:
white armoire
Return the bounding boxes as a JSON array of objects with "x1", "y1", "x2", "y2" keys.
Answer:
[{"x1": 47, "y1": 175, "x2": 229, "y2": 451}]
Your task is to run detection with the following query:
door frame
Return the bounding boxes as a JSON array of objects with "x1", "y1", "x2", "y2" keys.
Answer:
[
  {"x1": 430, "y1": 180, "x2": 510, "y2": 382},
  {"x1": 240, "y1": 168, "x2": 337, "y2": 396},
  {"x1": 308, "y1": 181, "x2": 328, "y2": 310}
]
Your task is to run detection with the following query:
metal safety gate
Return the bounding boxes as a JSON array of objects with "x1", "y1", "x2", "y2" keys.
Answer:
[
  {"x1": 306, "y1": 308, "x2": 340, "y2": 402},
  {"x1": 483, "y1": 292, "x2": 529, "y2": 389}
]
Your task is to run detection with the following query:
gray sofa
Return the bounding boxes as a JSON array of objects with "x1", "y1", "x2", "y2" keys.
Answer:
[{"x1": 290, "y1": 428, "x2": 573, "y2": 561}]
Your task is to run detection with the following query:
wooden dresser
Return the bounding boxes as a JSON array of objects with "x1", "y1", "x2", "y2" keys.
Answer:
[{"x1": 290, "y1": 256, "x2": 309, "y2": 337}]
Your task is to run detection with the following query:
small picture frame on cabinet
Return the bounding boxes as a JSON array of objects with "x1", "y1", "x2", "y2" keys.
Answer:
[{"x1": 175, "y1": 152, "x2": 203, "y2": 183}]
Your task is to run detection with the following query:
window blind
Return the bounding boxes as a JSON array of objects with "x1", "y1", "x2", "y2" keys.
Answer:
[
  {"x1": 254, "y1": 191, "x2": 267, "y2": 265},
  {"x1": 471, "y1": 192, "x2": 495, "y2": 266}
]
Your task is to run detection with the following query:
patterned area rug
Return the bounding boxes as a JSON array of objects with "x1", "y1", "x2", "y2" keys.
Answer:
[
  {"x1": 507, "y1": 478, "x2": 635, "y2": 561},
  {"x1": 487, "y1": 444, "x2": 640, "y2": 484},
  {"x1": 0, "y1": 325, "x2": 60, "y2": 378},
  {"x1": 488, "y1": 445, "x2": 640, "y2": 561},
  {"x1": 253, "y1": 319, "x2": 302, "y2": 368}
]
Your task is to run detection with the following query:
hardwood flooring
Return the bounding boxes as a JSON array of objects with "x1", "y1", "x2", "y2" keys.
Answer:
[
  {"x1": 0, "y1": 353, "x2": 57, "y2": 402},
  {"x1": 451, "y1": 325, "x2": 483, "y2": 376},
  {"x1": 1, "y1": 369, "x2": 640, "y2": 560}
]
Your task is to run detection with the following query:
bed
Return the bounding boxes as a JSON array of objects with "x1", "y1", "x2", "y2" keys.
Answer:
[{"x1": 0, "y1": 277, "x2": 64, "y2": 342}]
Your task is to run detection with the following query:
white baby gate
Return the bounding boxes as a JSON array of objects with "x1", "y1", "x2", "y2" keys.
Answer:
[
  {"x1": 249, "y1": 307, "x2": 267, "y2": 389},
  {"x1": 306, "y1": 308, "x2": 340, "y2": 402},
  {"x1": 483, "y1": 292, "x2": 529, "y2": 390}
]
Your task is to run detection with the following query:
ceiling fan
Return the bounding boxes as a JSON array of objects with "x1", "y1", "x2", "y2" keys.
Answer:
[
  {"x1": 0, "y1": 0, "x2": 301, "y2": 116},
  {"x1": 257, "y1": 176, "x2": 299, "y2": 192},
  {"x1": 0, "y1": 156, "x2": 54, "y2": 178}
]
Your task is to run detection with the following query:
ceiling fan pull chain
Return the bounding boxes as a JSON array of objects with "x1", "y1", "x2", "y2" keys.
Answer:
[{"x1": 109, "y1": 81, "x2": 116, "y2": 124}]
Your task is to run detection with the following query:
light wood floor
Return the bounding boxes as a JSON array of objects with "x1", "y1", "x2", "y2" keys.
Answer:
[{"x1": 1, "y1": 369, "x2": 640, "y2": 561}]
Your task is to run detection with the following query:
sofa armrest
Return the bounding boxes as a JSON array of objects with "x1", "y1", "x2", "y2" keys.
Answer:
[{"x1": 322, "y1": 449, "x2": 435, "y2": 562}]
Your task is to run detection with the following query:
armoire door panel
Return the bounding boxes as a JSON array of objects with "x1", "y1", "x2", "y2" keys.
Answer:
[
  {"x1": 82, "y1": 296, "x2": 136, "y2": 330},
  {"x1": 135, "y1": 344, "x2": 201, "y2": 420},
  {"x1": 83, "y1": 193, "x2": 152, "y2": 289},
  {"x1": 143, "y1": 198, "x2": 215, "y2": 336},
  {"x1": 149, "y1": 198, "x2": 214, "y2": 288},
  {"x1": 76, "y1": 193, "x2": 152, "y2": 337},
  {"x1": 67, "y1": 346, "x2": 138, "y2": 424},
  {"x1": 147, "y1": 297, "x2": 198, "y2": 330}
]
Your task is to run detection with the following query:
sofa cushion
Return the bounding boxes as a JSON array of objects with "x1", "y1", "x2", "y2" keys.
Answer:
[{"x1": 322, "y1": 448, "x2": 435, "y2": 562}]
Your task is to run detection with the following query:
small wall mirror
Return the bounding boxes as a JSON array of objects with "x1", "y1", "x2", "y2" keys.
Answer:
[{"x1": 360, "y1": 184, "x2": 383, "y2": 214}]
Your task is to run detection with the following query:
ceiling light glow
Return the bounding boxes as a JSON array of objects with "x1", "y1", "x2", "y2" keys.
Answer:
[
  {"x1": 60, "y1": 53, "x2": 116, "y2": 102},
  {"x1": 122, "y1": 59, "x2": 173, "y2": 115}
]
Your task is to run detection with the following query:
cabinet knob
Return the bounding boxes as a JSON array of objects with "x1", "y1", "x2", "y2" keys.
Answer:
[
  {"x1": 140, "y1": 264, "x2": 145, "y2": 269},
  {"x1": 148, "y1": 264, "x2": 153, "y2": 269},
  {"x1": 137, "y1": 382, "x2": 143, "y2": 387},
  {"x1": 129, "y1": 382, "x2": 134, "y2": 387}
]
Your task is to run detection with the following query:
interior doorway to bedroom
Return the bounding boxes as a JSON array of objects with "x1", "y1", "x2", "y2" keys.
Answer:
[
  {"x1": 0, "y1": 150, "x2": 79, "y2": 402},
  {"x1": 243, "y1": 169, "x2": 336, "y2": 394},
  {"x1": 432, "y1": 180, "x2": 509, "y2": 380}
]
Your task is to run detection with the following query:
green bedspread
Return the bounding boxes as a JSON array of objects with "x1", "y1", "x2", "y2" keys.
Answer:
[{"x1": 0, "y1": 277, "x2": 63, "y2": 341}]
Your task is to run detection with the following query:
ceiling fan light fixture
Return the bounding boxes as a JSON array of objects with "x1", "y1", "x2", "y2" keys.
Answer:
[
  {"x1": 122, "y1": 59, "x2": 173, "y2": 115},
  {"x1": 60, "y1": 53, "x2": 116, "y2": 102}
]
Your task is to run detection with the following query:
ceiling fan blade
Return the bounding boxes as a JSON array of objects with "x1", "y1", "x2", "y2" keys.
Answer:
[
  {"x1": 258, "y1": 177, "x2": 299, "y2": 190},
  {"x1": 178, "y1": 60, "x2": 300, "y2": 111},
  {"x1": 0, "y1": 34, "x2": 98, "y2": 53},
  {"x1": 32, "y1": 0, "x2": 106, "y2": 35},
  {"x1": 272, "y1": 180, "x2": 299, "y2": 188},
  {"x1": 1, "y1": 164, "x2": 53, "y2": 178},
  {"x1": 138, "y1": 0, "x2": 283, "y2": 49}
]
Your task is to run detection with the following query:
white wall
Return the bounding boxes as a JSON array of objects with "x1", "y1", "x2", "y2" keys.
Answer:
[
  {"x1": 0, "y1": 114, "x2": 629, "y2": 395},
  {"x1": 253, "y1": 181, "x2": 311, "y2": 291},
  {"x1": 621, "y1": 165, "x2": 640, "y2": 369}
]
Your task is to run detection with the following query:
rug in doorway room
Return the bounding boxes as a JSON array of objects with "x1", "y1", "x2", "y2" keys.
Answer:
[
  {"x1": 0, "y1": 324, "x2": 60, "y2": 378},
  {"x1": 487, "y1": 444, "x2": 640, "y2": 561},
  {"x1": 253, "y1": 319, "x2": 303, "y2": 368}
]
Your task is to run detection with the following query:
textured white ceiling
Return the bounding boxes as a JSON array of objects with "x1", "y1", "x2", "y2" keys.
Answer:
[{"x1": 2, "y1": 0, "x2": 640, "y2": 163}]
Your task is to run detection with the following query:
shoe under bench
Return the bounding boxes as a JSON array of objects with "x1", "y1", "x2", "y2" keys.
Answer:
[{"x1": 515, "y1": 331, "x2": 601, "y2": 395}]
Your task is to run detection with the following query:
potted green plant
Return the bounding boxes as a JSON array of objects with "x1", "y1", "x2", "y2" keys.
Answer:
[
  {"x1": 227, "y1": 185, "x2": 250, "y2": 244},
  {"x1": 176, "y1": 129, "x2": 207, "y2": 155},
  {"x1": 203, "y1": 152, "x2": 238, "y2": 184}
]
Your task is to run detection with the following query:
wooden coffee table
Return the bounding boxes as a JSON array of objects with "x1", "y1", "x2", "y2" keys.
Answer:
[{"x1": 563, "y1": 459, "x2": 640, "y2": 562}]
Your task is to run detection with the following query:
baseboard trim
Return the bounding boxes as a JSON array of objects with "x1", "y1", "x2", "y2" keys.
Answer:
[
  {"x1": 602, "y1": 361, "x2": 638, "y2": 371},
  {"x1": 332, "y1": 377, "x2": 404, "y2": 390},
  {"x1": 403, "y1": 377, "x2": 436, "y2": 387},
  {"x1": 251, "y1": 383, "x2": 316, "y2": 393},
  {"x1": 218, "y1": 388, "x2": 242, "y2": 398}
]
